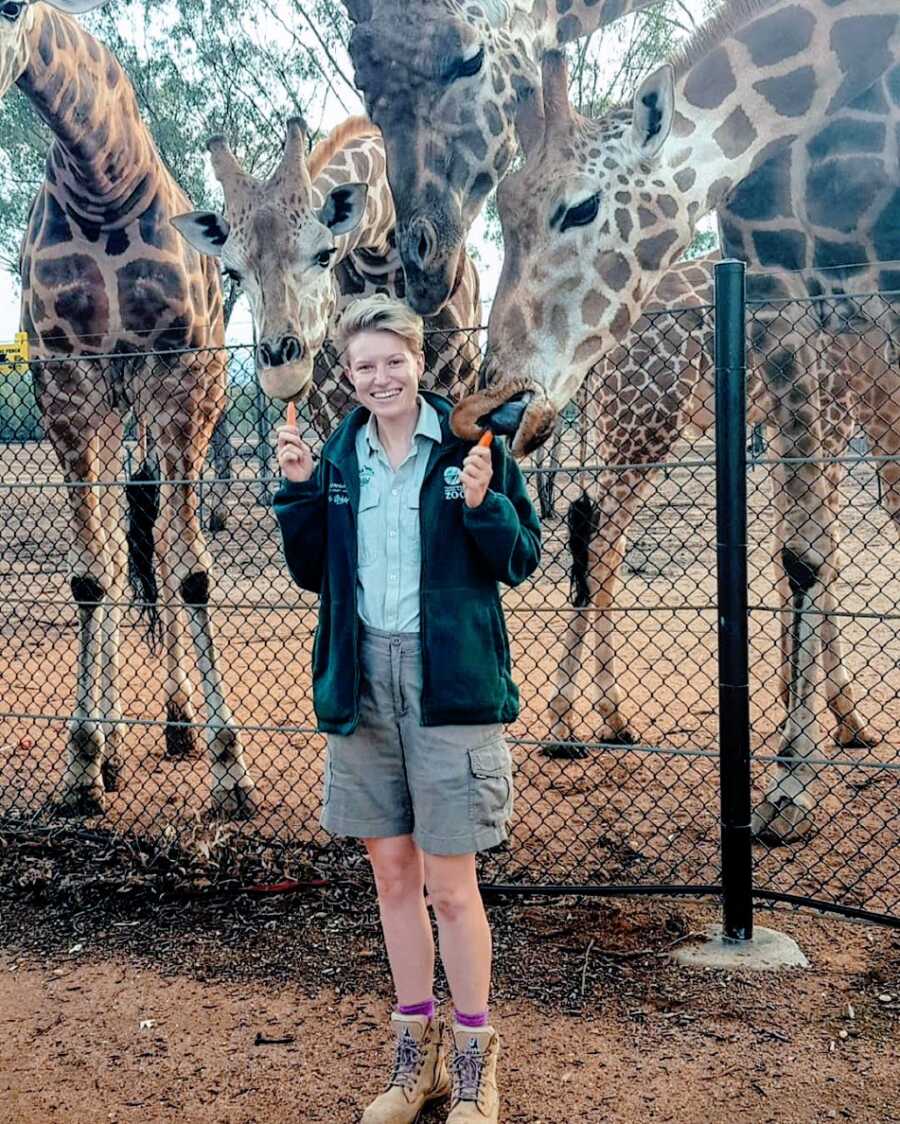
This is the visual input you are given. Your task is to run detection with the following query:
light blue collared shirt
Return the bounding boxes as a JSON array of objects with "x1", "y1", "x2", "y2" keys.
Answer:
[{"x1": 354, "y1": 397, "x2": 442, "y2": 633}]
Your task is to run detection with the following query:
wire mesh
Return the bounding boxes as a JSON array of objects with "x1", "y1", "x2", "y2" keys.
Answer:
[{"x1": 0, "y1": 289, "x2": 897, "y2": 923}]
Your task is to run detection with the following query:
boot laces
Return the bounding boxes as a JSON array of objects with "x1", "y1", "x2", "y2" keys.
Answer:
[
  {"x1": 451, "y1": 1039, "x2": 484, "y2": 1103},
  {"x1": 390, "y1": 1028, "x2": 423, "y2": 1088}
]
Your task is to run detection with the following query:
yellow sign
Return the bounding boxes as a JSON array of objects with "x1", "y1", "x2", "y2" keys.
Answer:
[{"x1": 0, "y1": 332, "x2": 30, "y2": 376}]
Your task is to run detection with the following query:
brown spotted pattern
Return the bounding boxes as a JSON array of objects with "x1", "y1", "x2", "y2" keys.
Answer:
[
  {"x1": 480, "y1": 0, "x2": 899, "y2": 839},
  {"x1": 12, "y1": 3, "x2": 254, "y2": 818},
  {"x1": 341, "y1": 0, "x2": 661, "y2": 313},
  {"x1": 173, "y1": 117, "x2": 480, "y2": 427}
]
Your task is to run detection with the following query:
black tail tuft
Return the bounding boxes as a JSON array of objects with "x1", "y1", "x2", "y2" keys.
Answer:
[
  {"x1": 126, "y1": 453, "x2": 163, "y2": 648},
  {"x1": 568, "y1": 492, "x2": 596, "y2": 608}
]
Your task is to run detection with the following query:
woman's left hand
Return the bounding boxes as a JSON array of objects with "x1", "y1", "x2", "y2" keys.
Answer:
[{"x1": 461, "y1": 444, "x2": 493, "y2": 508}]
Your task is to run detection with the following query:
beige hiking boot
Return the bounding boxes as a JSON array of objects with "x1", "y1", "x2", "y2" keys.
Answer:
[
  {"x1": 361, "y1": 1012, "x2": 450, "y2": 1124},
  {"x1": 446, "y1": 1024, "x2": 500, "y2": 1123}
]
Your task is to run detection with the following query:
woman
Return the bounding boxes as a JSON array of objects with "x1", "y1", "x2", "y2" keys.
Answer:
[{"x1": 274, "y1": 294, "x2": 540, "y2": 1124}]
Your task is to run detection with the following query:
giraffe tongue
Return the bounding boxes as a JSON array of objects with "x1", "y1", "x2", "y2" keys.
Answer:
[{"x1": 479, "y1": 394, "x2": 531, "y2": 437}]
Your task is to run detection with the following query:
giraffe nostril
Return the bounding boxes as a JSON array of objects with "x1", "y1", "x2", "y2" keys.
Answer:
[
  {"x1": 283, "y1": 336, "x2": 303, "y2": 365},
  {"x1": 258, "y1": 342, "x2": 273, "y2": 368}
]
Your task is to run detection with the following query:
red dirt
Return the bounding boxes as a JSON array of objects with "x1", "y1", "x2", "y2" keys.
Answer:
[{"x1": 1, "y1": 894, "x2": 898, "y2": 1124}]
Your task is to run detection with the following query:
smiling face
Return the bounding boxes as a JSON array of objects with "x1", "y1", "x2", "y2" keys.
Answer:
[
  {"x1": 345, "y1": 329, "x2": 424, "y2": 424},
  {"x1": 172, "y1": 120, "x2": 368, "y2": 402},
  {"x1": 346, "y1": 0, "x2": 535, "y2": 314}
]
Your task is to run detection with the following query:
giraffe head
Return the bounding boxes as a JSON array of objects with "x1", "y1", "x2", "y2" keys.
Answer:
[
  {"x1": 343, "y1": 0, "x2": 536, "y2": 315},
  {"x1": 452, "y1": 50, "x2": 691, "y2": 454},
  {"x1": 172, "y1": 119, "x2": 369, "y2": 402},
  {"x1": 0, "y1": 0, "x2": 106, "y2": 97}
]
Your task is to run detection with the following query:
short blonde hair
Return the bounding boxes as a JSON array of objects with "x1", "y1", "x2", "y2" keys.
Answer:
[{"x1": 334, "y1": 293, "x2": 424, "y2": 360}]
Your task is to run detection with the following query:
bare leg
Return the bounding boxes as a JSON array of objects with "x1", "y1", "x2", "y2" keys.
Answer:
[
  {"x1": 424, "y1": 852, "x2": 491, "y2": 1015},
  {"x1": 366, "y1": 836, "x2": 434, "y2": 1005}
]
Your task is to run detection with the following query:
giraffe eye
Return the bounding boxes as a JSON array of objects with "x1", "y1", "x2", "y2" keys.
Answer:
[
  {"x1": 316, "y1": 248, "x2": 337, "y2": 268},
  {"x1": 223, "y1": 266, "x2": 243, "y2": 285},
  {"x1": 560, "y1": 193, "x2": 601, "y2": 234},
  {"x1": 0, "y1": 1, "x2": 25, "y2": 21},
  {"x1": 452, "y1": 46, "x2": 485, "y2": 81}
]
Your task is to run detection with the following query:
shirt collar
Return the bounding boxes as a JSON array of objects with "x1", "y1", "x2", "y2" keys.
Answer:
[{"x1": 364, "y1": 396, "x2": 442, "y2": 457}]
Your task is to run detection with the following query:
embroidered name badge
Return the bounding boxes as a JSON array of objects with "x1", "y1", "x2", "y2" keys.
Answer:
[
  {"x1": 328, "y1": 482, "x2": 349, "y2": 505},
  {"x1": 443, "y1": 465, "x2": 464, "y2": 501}
]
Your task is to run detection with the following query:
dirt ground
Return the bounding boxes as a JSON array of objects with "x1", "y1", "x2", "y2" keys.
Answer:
[{"x1": 1, "y1": 878, "x2": 899, "y2": 1124}]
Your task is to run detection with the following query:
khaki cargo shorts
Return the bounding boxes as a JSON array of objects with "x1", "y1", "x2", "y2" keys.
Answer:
[{"x1": 321, "y1": 626, "x2": 514, "y2": 855}]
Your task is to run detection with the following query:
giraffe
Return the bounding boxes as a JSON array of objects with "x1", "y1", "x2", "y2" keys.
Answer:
[
  {"x1": 340, "y1": 0, "x2": 664, "y2": 314},
  {"x1": 544, "y1": 252, "x2": 900, "y2": 768},
  {"x1": 452, "y1": 0, "x2": 900, "y2": 840},
  {"x1": 171, "y1": 116, "x2": 481, "y2": 440},
  {"x1": 9, "y1": 0, "x2": 254, "y2": 816}
]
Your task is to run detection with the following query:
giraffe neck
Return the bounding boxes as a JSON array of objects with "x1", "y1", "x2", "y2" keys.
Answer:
[
  {"x1": 17, "y1": 6, "x2": 160, "y2": 225},
  {"x1": 666, "y1": 0, "x2": 899, "y2": 231},
  {"x1": 311, "y1": 132, "x2": 396, "y2": 261},
  {"x1": 536, "y1": 0, "x2": 663, "y2": 47}
]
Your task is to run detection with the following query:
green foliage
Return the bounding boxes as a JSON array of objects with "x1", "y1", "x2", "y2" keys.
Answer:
[{"x1": 0, "y1": 0, "x2": 360, "y2": 279}]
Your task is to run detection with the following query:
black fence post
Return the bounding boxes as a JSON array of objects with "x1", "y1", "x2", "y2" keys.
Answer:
[{"x1": 714, "y1": 259, "x2": 754, "y2": 942}]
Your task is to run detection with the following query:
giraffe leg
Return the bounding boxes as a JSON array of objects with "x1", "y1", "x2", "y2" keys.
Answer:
[
  {"x1": 543, "y1": 470, "x2": 645, "y2": 756},
  {"x1": 855, "y1": 334, "x2": 900, "y2": 540},
  {"x1": 46, "y1": 426, "x2": 109, "y2": 815},
  {"x1": 154, "y1": 385, "x2": 254, "y2": 818},
  {"x1": 94, "y1": 416, "x2": 129, "y2": 791},
  {"x1": 206, "y1": 411, "x2": 231, "y2": 534},
  {"x1": 750, "y1": 316, "x2": 832, "y2": 843}
]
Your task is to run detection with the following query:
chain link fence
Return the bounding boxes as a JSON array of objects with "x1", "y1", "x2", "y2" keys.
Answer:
[{"x1": 0, "y1": 278, "x2": 897, "y2": 925}]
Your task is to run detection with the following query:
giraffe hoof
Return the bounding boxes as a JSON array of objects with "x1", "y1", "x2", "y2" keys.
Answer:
[
  {"x1": 602, "y1": 727, "x2": 638, "y2": 747},
  {"x1": 835, "y1": 728, "x2": 879, "y2": 751},
  {"x1": 751, "y1": 797, "x2": 816, "y2": 844},
  {"x1": 209, "y1": 783, "x2": 256, "y2": 820},
  {"x1": 165, "y1": 704, "x2": 199, "y2": 759},
  {"x1": 50, "y1": 786, "x2": 106, "y2": 819},
  {"x1": 541, "y1": 740, "x2": 589, "y2": 760},
  {"x1": 101, "y1": 755, "x2": 123, "y2": 793}
]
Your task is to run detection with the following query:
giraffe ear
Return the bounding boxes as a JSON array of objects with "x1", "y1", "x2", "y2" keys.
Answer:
[
  {"x1": 43, "y1": 0, "x2": 109, "y2": 13},
  {"x1": 515, "y1": 86, "x2": 545, "y2": 160},
  {"x1": 170, "y1": 212, "x2": 230, "y2": 258},
  {"x1": 631, "y1": 65, "x2": 674, "y2": 160},
  {"x1": 318, "y1": 183, "x2": 368, "y2": 237}
]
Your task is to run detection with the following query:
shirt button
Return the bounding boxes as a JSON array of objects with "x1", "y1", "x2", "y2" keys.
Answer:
[
  {"x1": 392, "y1": 488, "x2": 399, "y2": 496},
  {"x1": 389, "y1": 530, "x2": 396, "y2": 537}
]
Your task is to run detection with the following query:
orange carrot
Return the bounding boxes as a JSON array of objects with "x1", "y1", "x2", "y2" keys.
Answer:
[
  {"x1": 286, "y1": 401, "x2": 297, "y2": 429},
  {"x1": 478, "y1": 430, "x2": 493, "y2": 448}
]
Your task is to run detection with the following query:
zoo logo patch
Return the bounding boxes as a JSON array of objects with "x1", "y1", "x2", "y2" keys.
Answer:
[
  {"x1": 359, "y1": 466, "x2": 374, "y2": 486},
  {"x1": 444, "y1": 464, "x2": 464, "y2": 501},
  {"x1": 328, "y1": 482, "x2": 349, "y2": 505}
]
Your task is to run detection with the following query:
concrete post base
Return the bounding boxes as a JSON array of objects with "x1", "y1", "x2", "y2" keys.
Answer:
[{"x1": 672, "y1": 924, "x2": 809, "y2": 971}]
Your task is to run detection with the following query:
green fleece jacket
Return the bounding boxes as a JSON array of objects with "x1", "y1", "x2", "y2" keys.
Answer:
[{"x1": 273, "y1": 392, "x2": 541, "y2": 734}]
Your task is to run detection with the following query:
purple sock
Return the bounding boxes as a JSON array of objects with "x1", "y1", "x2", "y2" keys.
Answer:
[
  {"x1": 396, "y1": 998, "x2": 436, "y2": 1020},
  {"x1": 454, "y1": 1008, "x2": 490, "y2": 1029}
]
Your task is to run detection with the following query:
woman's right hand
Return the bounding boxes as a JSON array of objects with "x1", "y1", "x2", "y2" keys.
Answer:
[{"x1": 276, "y1": 424, "x2": 315, "y2": 483}]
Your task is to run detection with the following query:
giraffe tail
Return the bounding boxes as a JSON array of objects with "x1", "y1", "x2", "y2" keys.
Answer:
[
  {"x1": 568, "y1": 491, "x2": 595, "y2": 609},
  {"x1": 126, "y1": 452, "x2": 163, "y2": 648}
]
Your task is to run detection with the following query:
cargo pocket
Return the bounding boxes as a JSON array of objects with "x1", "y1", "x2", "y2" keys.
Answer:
[{"x1": 468, "y1": 738, "x2": 513, "y2": 828}]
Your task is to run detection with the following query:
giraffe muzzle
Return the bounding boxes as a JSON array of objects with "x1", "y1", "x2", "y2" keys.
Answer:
[{"x1": 258, "y1": 336, "x2": 304, "y2": 369}]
